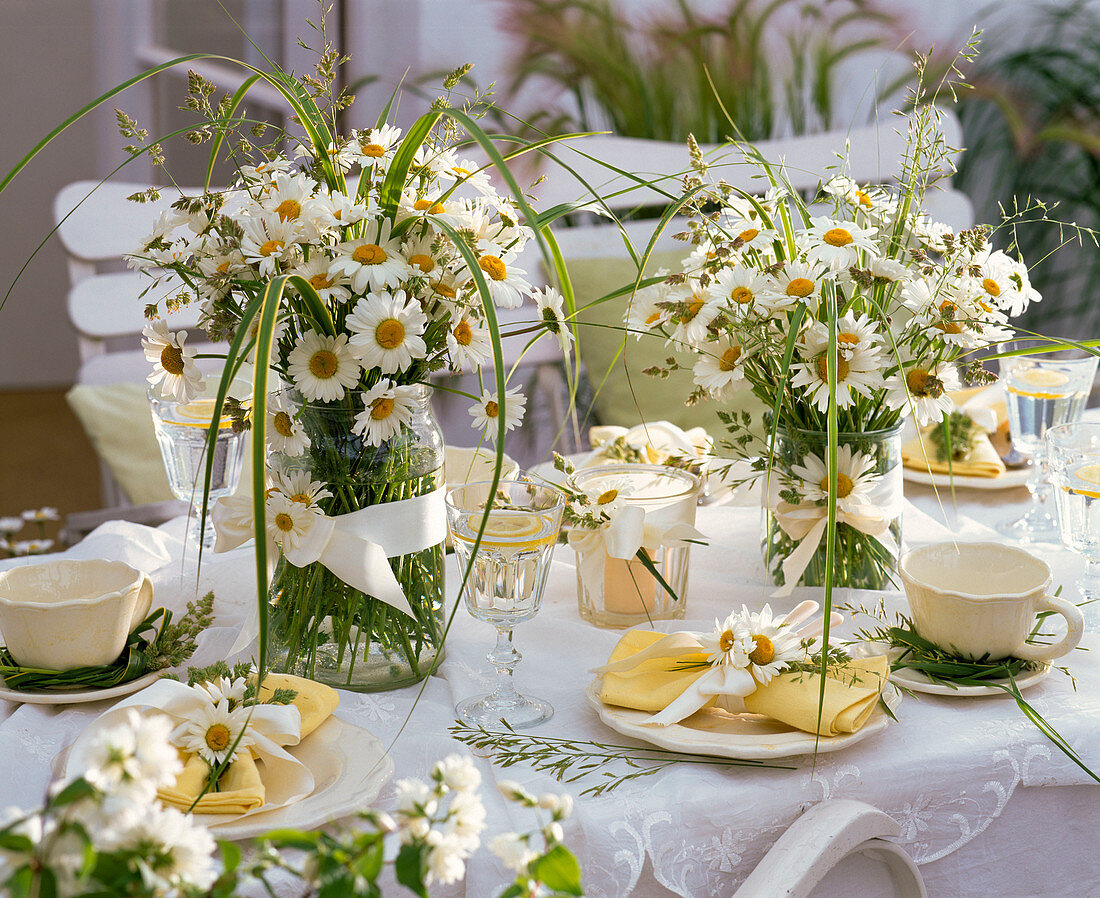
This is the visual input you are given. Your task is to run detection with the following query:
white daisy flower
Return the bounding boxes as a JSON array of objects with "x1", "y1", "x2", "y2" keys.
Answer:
[
  {"x1": 402, "y1": 233, "x2": 445, "y2": 278},
  {"x1": 449, "y1": 158, "x2": 495, "y2": 196},
  {"x1": 731, "y1": 603, "x2": 808, "y2": 685},
  {"x1": 967, "y1": 246, "x2": 1040, "y2": 317},
  {"x1": 351, "y1": 123, "x2": 403, "y2": 171},
  {"x1": 758, "y1": 259, "x2": 830, "y2": 314},
  {"x1": 666, "y1": 284, "x2": 720, "y2": 349},
  {"x1": 790, "y1": 314, "x2": 885, "y2": 412},
  {"x1": 266, "y1": 491, "x2": 320, "y2": 554},
  {"x1": 174, "y1": 698, "x2": 254, "y2": 767},
  {"x1": 143, "y1": 320, "x2": 205, "y2": 401},
  {"x1": 195, "y1": 675, "x2": 248, "y2": 706},
  {"x1": 272, "y1": 469, "x2": 332, "y2": 508},
  {"x1": 710, "y1": 265, "x2": 771, "y2": 317},
  {"x1": 698, "y1": 614, "x2": 754, "y2": 669},
  {"x1": 328, "y1": 218, "x2": 413, "y2": 293},
  {"x1": 286, "y1": 331, "x2": 361, "y2": 402},
  {"x1": 290, "y1": 257, "x2": 351, "y2": 304},
  {"x1": 883, "y1": 358, "x2": 960, "y2": 426},
  {"x1": 0, "y1": 517, "x2": 23, "y2": 536},
  {"x1": 239, "y1": 213, "x2": 301, "y2": 277},
  {"x1": 446, "y1": 315, "x2": 493, "y2": 371},
  {"x1": 532, "y1": 286, "x2": 573, "y2": 351},
  {"x1": 238, "y1": 157, "x2": 294, "y2": 184},
  {"x1": 345, "y1": 289, "x2": 429, "y2": 375},
  {"x1": 693, "y1": 337, "x2": 749, "y2": 400},
  {"x1": 580, "y1": 475, "x2": 636, "y2": 520},
  {"x1": 865, "y1": 255, "x2": 911, "y2": 286},
  {"x1": 469, "y1": 387, "x2": 527, "y2": 443},
  {"x1": 352, "y1": 380, "x2": 419, "y2": 447},
  {"x1": 267, "y1": 402, "x2": 311, "y2": 456},
  {"x1": 791, "y1": 444, "x2": 880, "y2": 513},
  {"x1": 261, "y1": 171, "x2": 318, "y2": 224},
  {"x1": 467, "y1": 246, "x2": 534, "y2": 309},
  {"x1": 21, "y1": 507, "x2": 59, "y2": 523},
  {"x1": 310, "y1": 187, "x2": 373, "y2": 230},
  {"x1": 110, "y1": 804, "x2": 218, "y2": 892},
  {"x1": 804, "y1": 216, "x2": 878, "y2": 270},
  {"x1": 489, "y1": 832, "x2": 538, "y2": 873},
  {"x1": 625, "y1": 280, "x2": 671, "y2": 337},
  {"x1": 10, "y1": 539, "x2": 53, "y2": 556}
]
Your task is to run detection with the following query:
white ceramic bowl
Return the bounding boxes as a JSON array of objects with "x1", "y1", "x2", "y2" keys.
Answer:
[{"x1": 0, "y1": 560, "x2": 153, "y2": 671}]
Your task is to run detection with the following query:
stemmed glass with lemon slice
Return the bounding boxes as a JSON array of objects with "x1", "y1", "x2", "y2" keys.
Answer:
[
  {"x1": 1048, "y1": 422, "x2": 1100, "y2": 629},
  {"x1": 446, "y1": 479, "x2": 564, "y2": 728},
  {"x1": 996, "y1": 344, "x2": 1098, "y2": 542}
]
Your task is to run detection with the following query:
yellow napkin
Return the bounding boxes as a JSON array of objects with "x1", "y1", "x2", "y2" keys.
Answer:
[
  {"x1": 902, "y1": 428, "x2": 1005, "y2": 478},
  {"x1": 157, "y1": 674, "x2": 339, "y2": 815},
  {"x1": 599, "y1": 630, "x2": 888, "y2": 736},
  {"x1": 742, "y1": 656, "x2": 889, "y2": 737}
]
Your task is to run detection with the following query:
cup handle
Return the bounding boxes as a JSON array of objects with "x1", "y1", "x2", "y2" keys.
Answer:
[
  {"x1": 132, "y1": 575, "x2": 154, "y2": 631},
  {"x1": 1012, "y1": 594, "x2": 1084, "y2": 662}
]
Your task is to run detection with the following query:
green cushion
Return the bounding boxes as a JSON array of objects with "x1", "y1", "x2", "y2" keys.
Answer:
[{"x1": 568, "y1": 253, "x2": 764, "y2": 437}]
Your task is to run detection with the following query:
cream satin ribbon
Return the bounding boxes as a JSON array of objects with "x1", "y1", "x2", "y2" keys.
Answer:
[
  {"x1": 770, "y1": 467, "x2": 903, "y2": 598},
  {"x1": 215, "y1": 488, "x2": 446, "y2": 654},
  {"x1": 567, "y1": 504, "x2": 706, "y2": 592},
  {"x1": 64, "y1": 678, "x2": 314, "y2": 820},
  {"x1": 594, "y1": 600, "x2": 838, "y2": 726}
]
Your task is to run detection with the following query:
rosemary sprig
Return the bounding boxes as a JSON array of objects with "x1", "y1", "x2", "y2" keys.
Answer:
[{"x1": 450, "y1": 723, "x2": 792, "y2": 797}]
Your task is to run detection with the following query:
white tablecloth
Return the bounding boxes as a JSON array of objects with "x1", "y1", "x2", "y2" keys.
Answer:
[{"x1": 2, "y1": 478, "x2": 1099, "y2": 898}]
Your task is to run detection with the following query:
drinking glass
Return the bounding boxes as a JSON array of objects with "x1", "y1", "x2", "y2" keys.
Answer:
[
  {"x1": 446, "y1": 478, "x2": 565, "y2": 728},
  {"x1": 149, "y1": 381, "x2": 247, "y2": 549},
  {"x1": 1047, "y1": 421, "x2": 1100, "y2": 631},
  {"x1": 996, "y1": 342, "x2": 1098, "y2": 542}
]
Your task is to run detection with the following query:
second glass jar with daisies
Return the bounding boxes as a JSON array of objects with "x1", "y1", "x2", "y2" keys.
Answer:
[
  {"x1": 267, "y1": 386, "x2": 446, "y2": 692},
  {"x1": 762, "y1": 426, "x2": 904, "y2": 593}
]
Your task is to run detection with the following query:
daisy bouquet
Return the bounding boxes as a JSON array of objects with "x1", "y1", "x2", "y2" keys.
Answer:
[
  {"x1": 627, "y1": 43, "x2": 1042, "y2": 592},
  {"x1": 116, "y1": 38, "x2": 574, "y2": 687}
]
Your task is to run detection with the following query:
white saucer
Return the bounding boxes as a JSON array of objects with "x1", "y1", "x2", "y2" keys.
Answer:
[
  {"x1": 585, "y1": 678, "x2": 900, "y2": 759},
  {"x1": 902, "y1": 466, "x2": 1030, "y2": 491},
  {"x1": 206, "y1": 716, "x2": 394, "y2": 840},
  {"x1": 0, "y1": 671, "x2": 163, "y2": 705},
  {"x1": 888, "y1": 663, "x2": 1051, "y2": 697}
]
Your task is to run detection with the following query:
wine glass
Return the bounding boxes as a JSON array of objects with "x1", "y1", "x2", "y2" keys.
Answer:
[
  {"x1": 996, "y1": 342, "x2": 1098, "y2": 543},
  {"x1": 149, "y1": 380, "x2": 247, "y2": 549},
  {"x1": 446, "y1": 478, "x2": 565, "y2": 728},
  {"x1": 1047, "y1": 421, "x2": 1100, "y2": 631}
]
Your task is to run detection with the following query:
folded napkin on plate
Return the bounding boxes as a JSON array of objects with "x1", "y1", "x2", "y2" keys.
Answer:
[
  {"x1": 588, "y1": 421, "x2": 710, "y2": 466},
  {"x1": 599, "y1": 629, "x2": 888, "y2": 737},
  {"x1": 901, "y1": 428, "x2": 1005, "y2": 478},
  {"x1": 156, "y1": 674, "x2": 339, "y2": 815}
]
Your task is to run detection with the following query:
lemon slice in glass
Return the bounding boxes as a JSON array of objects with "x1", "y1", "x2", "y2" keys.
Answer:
[
  {"x1": 1068, "y1": 463, "x2": 1100, "y2": 498},
  {"x1": 459, "y1": 512, "x2": 554, "y2": 550},
  {"x1": 1008, "y1": 368, "x2": 1071, "y2": 398},
  {"x1": 169, "y1": 397, "x2": 237, "y2": 429}
]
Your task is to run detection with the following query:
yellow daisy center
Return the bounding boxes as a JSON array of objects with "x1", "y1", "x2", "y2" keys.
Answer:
[
  {"x1": 308, "y1": 272, "x2": 333, "y2": 290},
  {"x1": 738, "y1": 228, "x2": 759, "y2": 243},
  {"x1": 160, "y1": 343, "x2": 185, "y2": 376},
  {"x1": 273, "y1": 411, "x2": 295, "y2": 438},
  {"x1": 275, "y1": 199, "x2": 301, "y2": 221},
  {"x1": 453, "y1": 166, "x2": 472, "y2": 178},
  {"x1": 937, "y1": 300, "x2": 964, "y2": 334},
  {"x1": 414, "y1": 199, "x2": 447, "y2": 214},
  {"x1": 408, "y1": 253, "x2": 435, "y2": 273},
  {"x1": 453, "y1": 320, "x2": 473, "y2": 346},
  {"x1": 274, "y1": 512, "x2": 295, "y2": 533},
  {"x1": 719, "y1": 346, "x2": 742, "y2": 371},
  {"x1": 205, "y1": 723, "x2": 232, "y2": 752},
  {"x1": 375, "y1": 318, "x2": 406, "y2": 350},
  {"x1": 309, "y1": 349, "x2": 339, "y2": 379},
  {"x1": 260, "y1": 239, "x2": 284, "y2": 257},
  {"x1": 906, "y1": 368, "x2": 943, "y2": 398},
  {"x1": 216, "y1": 260, "x2": 231, "y2": 274},
  {"x1": 478, "y1": 255, "x2": 507, "y2": 281},
  {"x1": 786, "y1": 277, "x2": 815, "y2": 298},
  {"x1": 289, "y1": 493, "x2": 312, "y2": 505},
  {"x1": 433, "y1": 280, "x2": 457, "y2": 298},
  {"x1": 982, "y1": 277, "x2": 1001, "y2": 297},
  {"x1": 818, "y1": 472, "x2": 855, "y2": 499},
  {"x1": 484, "y1": 400, "x2": 499, "y2": 418},
  {"x1": 731, "y1": 286, "x2": 754, "y2": 305},
  {"x1": 362, "y1": 142, "x2": 386, "y2": 158},
  {"x1": 720, "y1": 629, "x2": 737, "y2": 652},
  {"x1": 597, "y1": 488, "x2": 618, "y2": 505},
  {"x1": 679, "y1": 298, "x2": 704, "y2": 323},
  {"x1": 815, "y1": 352, "x2": 850, "y2": 383},
  {"x1": 856, "y1": 190, "x2": 873, "y2": 208},
  {"x1": 370, "y1": 397, "x2": 394, "y2": 420},
  {"x1": 824, "y1": 227, "x2": 854, "y2": 247},
  {"x1": 748, "y1": 635, "x2": 775, "y2": 666},
  {"x1": 645, "y1": 311, "x2": 662, "y2": 325},
  {"x1": 352, "y1": 243, "x2": 387, "y2": 265},
  {"x1": 837, "y1": 332, "x2": 860, "y2": 347}
]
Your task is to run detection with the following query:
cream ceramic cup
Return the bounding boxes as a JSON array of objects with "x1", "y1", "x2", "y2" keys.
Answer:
[
  {"x1": 0, "y1": 560, "x2": 153, "y2": 670},
  {"x1": 899, "y1": 542, "x2": 1083, "y2": 662}
]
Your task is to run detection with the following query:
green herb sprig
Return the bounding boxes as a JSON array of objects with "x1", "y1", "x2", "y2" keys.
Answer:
[{"x1": 450, "y1": 722, "x2": 791, "y2": 797}]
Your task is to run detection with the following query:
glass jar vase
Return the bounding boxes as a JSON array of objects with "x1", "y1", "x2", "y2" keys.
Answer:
[
  {"x1": 571, "y1": 464, "x2": 701, "y2": 628},
  {"x1": 762, "y1": 425, "x2": 903, "y2": 592},
  {"x1": 267, "y1": 384, "x2": 445, "y2": 691}
]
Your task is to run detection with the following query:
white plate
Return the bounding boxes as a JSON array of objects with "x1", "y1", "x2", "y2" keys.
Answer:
[
  {"x1": 0, "y1": 671, "x2": 163, "y2": 705},
  {"x1": 205, "y1": 716, "x2": 394, "y2": 840},
  {"x1": 585, "y1": 678, "x2": 900, "y2": 759},
  {"x1": 902, "y1": 465, "x2": 1030, "y2": 491},
  {"x1": 888, "y1": 662, "x2": 1050, "y2": 697}
]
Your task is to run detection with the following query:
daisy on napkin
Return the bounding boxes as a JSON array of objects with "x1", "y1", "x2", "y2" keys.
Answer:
[{"x1": 66, "y1": 669, "x2": 338, "y2": 818}]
